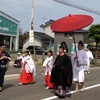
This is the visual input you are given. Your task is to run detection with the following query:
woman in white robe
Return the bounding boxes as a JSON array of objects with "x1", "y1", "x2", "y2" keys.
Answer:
[
  {"x1": 43, "y1": 50, "x2": 54, "y2": 89},
  {"x1": 71, "y1": 41, "x2": 88, "y2": 92},
  {"x1": 18, "y1": 51, "x2": 36, "y2": 85}
]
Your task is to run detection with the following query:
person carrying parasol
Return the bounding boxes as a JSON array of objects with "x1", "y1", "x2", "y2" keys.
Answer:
[{"x1": 71, "y1": 41, "x2": 88, "y2": 92}]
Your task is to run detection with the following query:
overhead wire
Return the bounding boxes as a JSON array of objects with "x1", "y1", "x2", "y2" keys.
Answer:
[{"x1": 53, "y1": 0, "x2": 100, "y2": 15}]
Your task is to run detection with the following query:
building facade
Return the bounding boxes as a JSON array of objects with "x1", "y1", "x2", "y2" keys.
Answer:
[
  {"x1": 23, "y1": 32, "x2": 54, "y2": 51},
  {"x1": 40, "y1": 20, "x2": 90, "y2": 54},
  {"x1": 40, "y1": 20, "x2": 55, "y2": 38},
  {"x1": 0, "y1": 10, "x2": 19, "y2": 51},
  {"x1": 54, "y1": 30, "x2": 88, "y2": 54}
]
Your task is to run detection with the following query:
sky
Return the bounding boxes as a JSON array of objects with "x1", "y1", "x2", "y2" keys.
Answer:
[{"x1": 0, "y1": 0, "x2": 100, "y2": 32}]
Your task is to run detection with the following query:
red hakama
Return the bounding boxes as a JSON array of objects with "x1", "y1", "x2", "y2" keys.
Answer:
[
  {"x1": 45, "y1": 72, "x2": 54, "y2": 88},
  {"x1": 19, "y1": 63, "x2": 34, "y2": 84}
]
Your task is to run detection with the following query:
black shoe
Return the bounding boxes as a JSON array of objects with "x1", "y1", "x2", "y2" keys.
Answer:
[
  {"x1": 54, "y1": 90, "x2": 59, "y2": 96},
  {"x1": 55, "y1": 92, "x2": 59, "y2": 96},
  {"x1": 58, "y1": 95, "x2": 66, "y2": 98}
]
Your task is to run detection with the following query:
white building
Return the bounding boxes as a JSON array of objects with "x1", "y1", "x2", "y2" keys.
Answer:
[
  {"x1": 0, "y1": 10, "x2": 19, "y2": 51},
  {"x1": 23, "y1": 32, "x2": 54, "y2": 51},
  {"x1": 40, "y1": 20, "x2": 55, "y2": 38}
]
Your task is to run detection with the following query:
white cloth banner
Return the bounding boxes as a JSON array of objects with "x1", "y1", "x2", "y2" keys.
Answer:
[{"x1": 29, "y1": 29, "x2": 34, "y2": 43}]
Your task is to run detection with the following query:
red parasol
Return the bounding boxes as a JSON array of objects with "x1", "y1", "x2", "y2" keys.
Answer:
[
  {"x1": 51, "y1": 14, "x2": 93, "y2": 32},
  {"x1": 51, "y1": 14, "x2": 93, "y2": 47},
  {"x1": 51, "y1": 14, "x2": 93, "y2": 65}
]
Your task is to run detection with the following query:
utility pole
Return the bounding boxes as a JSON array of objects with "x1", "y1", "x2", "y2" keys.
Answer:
[{"x1": 29, "y1": 0, "x2": 36, "y2": 60}]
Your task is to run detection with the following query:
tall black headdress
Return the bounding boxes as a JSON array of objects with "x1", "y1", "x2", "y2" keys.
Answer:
[
  {"x1": 61, "y1": 41, "x2": 68, "y2": 53},
  {"x1": 78, "y1": 41, "x2": 84, "y2": 46}
]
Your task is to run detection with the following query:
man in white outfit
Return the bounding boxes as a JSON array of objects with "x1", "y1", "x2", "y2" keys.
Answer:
[
  {"x1": 84, "y1": 47, "x2": 94, "y2": 73},
  {"x1": 72, "y1": 41, "x2": 88, "y2": 92}
]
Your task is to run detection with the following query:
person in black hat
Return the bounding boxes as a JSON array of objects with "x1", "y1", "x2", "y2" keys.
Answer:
[
  {"x1": 0, "y1": 43, "x2": 10, "y2": 92},
  {"x1": 50, "y1": 44, "x2": 73, "y2": 98},
  {"x1": 61, "y1": 41, "x2": 68, "y2": 53},
  {"x1": 72, "y1": 40, "x2": 88, "y2": 92}
]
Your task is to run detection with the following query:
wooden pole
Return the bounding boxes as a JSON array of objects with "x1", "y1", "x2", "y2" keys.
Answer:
[
  {"x1": 32, "y1": 0, "x2": 36, "y2": 60},
  {"x1": 73, "y1": 33, "x2": 78, "y2": 65}
]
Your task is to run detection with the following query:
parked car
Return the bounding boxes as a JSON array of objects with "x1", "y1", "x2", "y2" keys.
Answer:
[{"x1": 26, "y1": 46, "x2": 45, "y2": 55}]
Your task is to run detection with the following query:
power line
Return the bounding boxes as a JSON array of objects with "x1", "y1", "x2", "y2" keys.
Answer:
[{"x1": 53, "y1": 0, "x2": 100, "y2": 15}]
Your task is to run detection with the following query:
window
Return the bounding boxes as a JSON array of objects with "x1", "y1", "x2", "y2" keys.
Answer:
[
  {"x1": 64, "y1": 33, "x2": 73, "y2": 39},
  {"x1": 36, "y1": 46, "x2": 42, "y2": 50}
]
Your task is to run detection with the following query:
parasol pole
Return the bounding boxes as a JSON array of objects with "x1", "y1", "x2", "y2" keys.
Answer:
[{"x1": 72, "y1": 32, "x2": 78, "y2": 65}]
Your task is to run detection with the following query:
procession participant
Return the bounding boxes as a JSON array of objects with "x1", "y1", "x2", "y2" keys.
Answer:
[
  {"x1": 1, "y1": 44, "x2": 11, "y2": 63},
  {"x1": 72, "y1": 41, "x2": 88, "y2": 92},
  {"x1": 61, "y1": 41, "x2": 68, "y2": 53},
  {"x1": 51, "y1": 45, "x2": 73, "y2": 98},
  {"x1": 43, "y1": 50, "x2": 54, "y2": 89},
  {"x1": 13, "y1": 52, "x2": 23, "y2": 67},
  {"x1": 0, "y1": 44, "x2": 10, "y2": 92},
  {"x1": 84, "y1": 46, "x2": 94, "y2": 73},
  {"x1": 18, "y1": 50, "x2": 36, "y2": 85}
]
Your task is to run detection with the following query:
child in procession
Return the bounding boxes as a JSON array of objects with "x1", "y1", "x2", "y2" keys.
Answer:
[{"x1": 43, "y1": 50, "x2": 54, "y2": 89}]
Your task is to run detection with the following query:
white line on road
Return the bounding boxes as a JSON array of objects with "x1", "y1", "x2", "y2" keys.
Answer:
[
  {"x1": 5, "y1": 74, "x2": 20, "y2": 78},
  {"x1": 41, "y1": 84, "x2": 100, "y2": 100}
]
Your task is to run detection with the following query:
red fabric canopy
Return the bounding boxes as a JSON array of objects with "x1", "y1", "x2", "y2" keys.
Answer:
[{"x1": 51, "y1": 14, "x2": 93, "y2": 32}]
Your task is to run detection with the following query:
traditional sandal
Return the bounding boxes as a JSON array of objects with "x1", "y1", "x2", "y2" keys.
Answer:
[{"x1": 80, "y1": 88, "x2": 85, "y2": 92}]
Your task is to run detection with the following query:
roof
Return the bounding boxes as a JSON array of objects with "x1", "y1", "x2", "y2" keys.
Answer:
[
  {"x1": 24, "y1": 31, "x2": 54, "y2": 41},
  {"x1": 21, "y1": 31, "x2": 54, "y2": 46},
  {"x1": 40, "y1": 19, "x2": 88, "y2": 33},
  {"x1": 0, "y1": 10, "x2": 19, "y2": 22},
  {"x1": 40, "y1": 19, "x2": 54, "y2": 28},
  {"x1": 34, "y1": 31, "x2": 54, "y2": 40}
]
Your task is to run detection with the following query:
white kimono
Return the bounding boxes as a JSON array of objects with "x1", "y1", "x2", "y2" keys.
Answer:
[
  {"x1": 71, "y1": 49, "x2": 88, "y2": 82},
  {"x1": 43, "y1": 56, "x2": 54, "y2": 75},
  {"x1": 84, "y1": 50, "x2": 94, "y2": 71},
  {"x1": 21, "y1": 55, "x2": 36, "y2": 76}
]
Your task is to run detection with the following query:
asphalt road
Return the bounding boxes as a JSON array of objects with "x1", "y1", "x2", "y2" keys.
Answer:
[{"x1": 0, "y1": 66, "x2": 100, "y2": 100}]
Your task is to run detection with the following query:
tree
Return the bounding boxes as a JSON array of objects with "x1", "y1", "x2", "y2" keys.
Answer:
[
  {"x1": 19, "y1": 29, "x2": 29, "y2": 50},
  {"x1": 88, "y1": 24, "x2": 100, "y2": 64}
]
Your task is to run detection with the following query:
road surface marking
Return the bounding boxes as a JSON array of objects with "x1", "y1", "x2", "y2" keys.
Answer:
[
  {"x1": 5, "y1": 74, "x2": 19, "y2": 78},
  {"x1": 41, "y1": 84, "x2": 100, "y2": 100}
]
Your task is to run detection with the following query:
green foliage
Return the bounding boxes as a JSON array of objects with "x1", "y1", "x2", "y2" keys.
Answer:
[
  {"x1": 88, "y1": 24, "x2": 100, "y2": 43},
  {"x1": 19, "y1": 30, "x2": 29, "y2": 49},
  {"x1": 88, "y1": 24, "x2": 100, "y2": 64}
]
